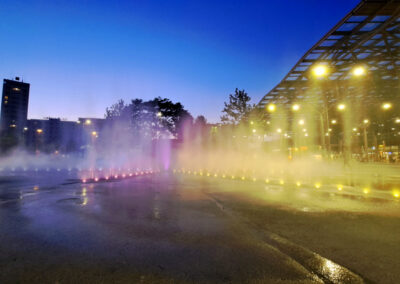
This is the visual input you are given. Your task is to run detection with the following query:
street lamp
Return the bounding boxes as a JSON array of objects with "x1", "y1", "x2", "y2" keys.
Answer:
[
  {"x1": 395, "y1": 118, "x2": 400, "y2": 124},
  {"x1": 312, "y1": 64, "x2": 328, "y2": 78},
  {"x1": 267, "y1": 103, "x2": 276, "y2": 113},
  {"x1": 382, "y1": 103, "x2": 392, "y2": 110},
  {"x1": 331, "y1": 119, "x2": 337, "y2": 124},
  {"x1": 362, "y1": 119, "x2": 370, "y2": 160},
  {"x1": 298, "y1": 119, "x2": 305, "y2": 126},
  {"x1": 337, "y1": 104, "x2": 346, "y2": 111},
  {"x1": 352, "y1": 66, "x2": 366, "y2": 77},
  {"x1": 292, "y1": 104, "x2": 300, "y2": 111}
]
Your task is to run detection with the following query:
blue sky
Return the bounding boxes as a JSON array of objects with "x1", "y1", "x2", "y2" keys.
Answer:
[{"x1": 0, "y1": 0, "x2": 359, "y2": 122}]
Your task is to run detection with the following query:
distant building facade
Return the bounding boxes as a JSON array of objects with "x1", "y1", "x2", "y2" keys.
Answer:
[
  {"x1": 0, "y1": 78, "x2": 30, "y2": 134},
  {"x1": 0, "y1": 78, "x2": 107, "y2": 153},
  {"x1": 25, "y1": 117, "x2": 106, "y2": 154},
  {"x1": 25, "y1": 118, "x2": 82, "y2": 153}
]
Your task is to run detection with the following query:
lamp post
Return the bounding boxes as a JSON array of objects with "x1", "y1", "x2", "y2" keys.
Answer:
[
  {"x1": 35, "y1": 128, "x2": 43, "y2": 154},
  {"x1": 362, "y1": 119, "x2": 369, "y2": 161},
  {"x1": 311, "y1": 64, "x2": 331, "y2": 156},
  {"x1": 381, "y1": 102, "x2": 393, "y2": 162}
]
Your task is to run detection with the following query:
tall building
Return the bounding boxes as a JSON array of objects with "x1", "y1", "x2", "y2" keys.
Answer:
[{"x1": 0, "y1": 78, "x2": 30, "y2": 133}]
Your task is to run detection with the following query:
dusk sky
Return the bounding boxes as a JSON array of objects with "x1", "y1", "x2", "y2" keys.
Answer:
[{"x1": 1, "y1": 0, "x2": 359, "y2": 122}]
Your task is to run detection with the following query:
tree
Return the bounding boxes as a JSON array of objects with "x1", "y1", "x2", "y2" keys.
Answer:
[
  {"x1": 221, "y1": 88, "x2": 253, "y2": 125},
  {"x1": 194, "y1": 115, "x2": 207, "y2": 127},
  {"x1": 193, "y1": 115, "x2": 208, "y2": 145},
  {"x1": 105, "y1": 97, "x2": 193, "y2": 140},
  {"x1": 105, "y1": 99, "x2": 129, "y2": 121}
]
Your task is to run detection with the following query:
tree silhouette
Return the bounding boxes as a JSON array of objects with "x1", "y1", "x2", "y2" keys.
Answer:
[
  {"x1": 221, "y1": 88, "x2": 253, "y2": 125},
  {"x1": 105, "y1": 97, "x2": 193, "y2": 140}
]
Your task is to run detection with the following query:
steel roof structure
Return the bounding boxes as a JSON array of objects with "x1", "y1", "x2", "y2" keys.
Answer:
[{"x1": 257, "y1": 0, "x2": 400, "y2": 109}]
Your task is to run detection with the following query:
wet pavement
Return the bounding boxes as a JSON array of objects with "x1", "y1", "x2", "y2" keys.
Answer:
[{"x1": 0, "y1": 172, "x2": 398, "y2": 283}]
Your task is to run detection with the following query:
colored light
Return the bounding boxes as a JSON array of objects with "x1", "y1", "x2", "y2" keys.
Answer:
[{"x1": 298, "y1": 119, "x2": 305, "y2": 126}]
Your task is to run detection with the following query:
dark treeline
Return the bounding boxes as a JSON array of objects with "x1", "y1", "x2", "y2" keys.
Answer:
[{"x1": 105, "y1": 97, "x2": 210, "y2": 144}]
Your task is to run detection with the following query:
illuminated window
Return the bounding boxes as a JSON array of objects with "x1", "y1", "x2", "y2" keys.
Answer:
[{"x1": 12, "y1": 87, "x2": 20, "y2": 92}]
